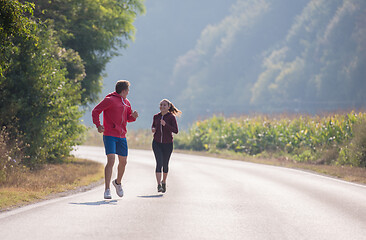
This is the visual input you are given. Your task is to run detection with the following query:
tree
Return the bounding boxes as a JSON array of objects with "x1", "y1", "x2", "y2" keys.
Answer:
[
  {"x1": 21, "y1": 0, "x2": 146, "y2": 104},
  {"x1": 1, "y1": 0, "x2": 145, "y2": 167},
  {"x1": 1, "y1": 0, "x2": 85, "y2": 167},
  {"x1": 0, "y1": 0, "x2": 36, "y2": 77}
]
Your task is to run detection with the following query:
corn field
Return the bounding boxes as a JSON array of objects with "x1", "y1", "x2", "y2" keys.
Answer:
[{"x1": 175, "y1": 112, "x2": 366, "y2": 167}]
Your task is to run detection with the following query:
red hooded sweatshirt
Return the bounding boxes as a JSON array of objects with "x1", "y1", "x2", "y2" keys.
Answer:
[{"x1": 92, "y1": 92, "x2": 136, "y2": 138}]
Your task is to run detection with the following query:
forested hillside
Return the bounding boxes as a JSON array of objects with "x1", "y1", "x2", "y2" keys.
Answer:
[{"x1": 99, "y1": 0, "x2": 366, "y2": 128}]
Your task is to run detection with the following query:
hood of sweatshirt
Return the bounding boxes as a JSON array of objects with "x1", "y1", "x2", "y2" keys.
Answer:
[{"x1": 107, "y1": 92, "x2": 122, "y2": 98}]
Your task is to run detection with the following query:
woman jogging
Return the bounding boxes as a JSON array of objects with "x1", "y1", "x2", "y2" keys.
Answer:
[{"x1": 151, "y1": 99, "x2": 181, "y2": 193}]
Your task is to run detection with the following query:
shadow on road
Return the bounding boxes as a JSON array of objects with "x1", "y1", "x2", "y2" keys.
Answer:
[
  {"x1": 69, "y1": 200, "x2": 119, "y2": 206},
  {"x1": 138, "y1": 194, "x2": 164, "y2": 198}
]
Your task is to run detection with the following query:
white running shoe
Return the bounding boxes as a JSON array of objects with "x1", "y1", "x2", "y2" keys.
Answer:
[
  {"x1": 113, "y1": 179, "x2": 124, "y2": 197},
  {"x1": 104, "y1": 189, "x2": 112, "y2": 199}
]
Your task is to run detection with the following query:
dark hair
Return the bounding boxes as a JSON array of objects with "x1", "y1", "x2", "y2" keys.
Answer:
[
  {"x1": 161, "y1": 99, "x2": 182, "y2": 117},
  {"x1": 115, "y1": 80, "x2": 130, "y2": 94}
]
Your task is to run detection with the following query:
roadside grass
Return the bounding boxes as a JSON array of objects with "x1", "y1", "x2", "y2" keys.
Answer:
[{"x1": 0, "y1": 158, "x2": 104, "y2": 211}]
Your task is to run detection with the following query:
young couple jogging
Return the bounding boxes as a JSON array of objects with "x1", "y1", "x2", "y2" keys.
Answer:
[{"x1": 92, "y1": 80, "x2": 181, "y2": 199}]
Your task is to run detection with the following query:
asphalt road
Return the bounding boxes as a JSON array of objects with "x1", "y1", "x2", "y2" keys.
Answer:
[{"x1": 0, "y1": 145, "x2": 365, "y2": 240}]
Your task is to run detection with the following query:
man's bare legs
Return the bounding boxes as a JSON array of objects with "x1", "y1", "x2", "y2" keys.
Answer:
[
  {"x1": 116, "y1": 155, "x2": 127, "y2": 184},
  {"x1": 105, "y1": 154, "x2": 127, "y2": 189},
  {"x1": 105, "y1": 154, "x2": 115, "y2": 190}
]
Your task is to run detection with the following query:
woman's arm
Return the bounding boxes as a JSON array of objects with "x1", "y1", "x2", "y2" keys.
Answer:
[
  {"x1": 164, "y1": 116, "x2": 178, "y2": 134},
  {"x1": 151, "y1": 115, "x2": 157, "y2": 133}
]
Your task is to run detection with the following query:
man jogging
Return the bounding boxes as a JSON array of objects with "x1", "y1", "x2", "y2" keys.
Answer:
[{"x1": 92, "y1": 80, "x2": 138, "y2": 199}]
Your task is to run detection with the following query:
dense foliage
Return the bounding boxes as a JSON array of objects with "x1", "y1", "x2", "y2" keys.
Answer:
[
  {"x1": 21, "y1": 0, "x2": 145, "y2": 103},
  {"x1": 175, "y1": 112, "x2": 366, "y2": 167},
  {"x1": 0, "y1": 0, "x2": 144, "y2": 168}
]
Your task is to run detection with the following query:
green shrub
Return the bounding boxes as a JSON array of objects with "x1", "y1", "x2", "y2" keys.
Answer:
[
  {"x1": 175, "y1": 112, "x2": 366, "y2": 167},
  {"x1": 337, "y1": 120, "x2": 366, "y2": 167}
]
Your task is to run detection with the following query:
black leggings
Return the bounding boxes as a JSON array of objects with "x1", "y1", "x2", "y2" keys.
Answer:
[{"x1": 152, "y1": 140, "x2": 173, "y2": 173}]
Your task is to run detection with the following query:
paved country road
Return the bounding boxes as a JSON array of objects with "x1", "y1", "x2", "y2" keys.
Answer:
[{"x1": 1, "y1": 146, "x2": 366, "y2": 240}]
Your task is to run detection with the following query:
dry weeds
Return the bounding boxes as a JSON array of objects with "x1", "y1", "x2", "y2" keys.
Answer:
[{"x1": 0, "y1": 158, "x2": 104, "y2": 211}]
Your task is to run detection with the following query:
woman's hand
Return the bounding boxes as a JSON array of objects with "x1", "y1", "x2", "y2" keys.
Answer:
[
  {"x1": 152, "y1": 127, "x2": 156, "y2": 133},
  {"x1": 160, "y1": 119, "x2": 166, "y2": 126}
]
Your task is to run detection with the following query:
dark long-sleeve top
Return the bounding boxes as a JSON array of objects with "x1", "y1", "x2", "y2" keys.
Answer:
[{"x1": 152, "y1": 112, "x2": 178, "y2": 143}]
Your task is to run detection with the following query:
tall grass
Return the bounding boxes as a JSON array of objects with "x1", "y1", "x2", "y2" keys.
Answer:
[
  {"x1": 174, "y1": 112, "x2": 366, "y2": 167},
  {"x1": 0, "y1": 127, "x2": 27, "y2": 185}
]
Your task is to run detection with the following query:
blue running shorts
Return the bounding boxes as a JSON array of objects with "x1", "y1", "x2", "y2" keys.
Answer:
[{"x1": 103, "y1": 135, "x2": 128, "y2": 156}]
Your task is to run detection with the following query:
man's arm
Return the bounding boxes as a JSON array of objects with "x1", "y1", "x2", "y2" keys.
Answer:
[
  {"x1": 126, "y1": 101, "x2": 138, "y2": 122},
  {"x1": 129, "y1": 110, "x2": 139, "y2": 121},
  {"x1": 92, "y1": 98, "x2": 110, "y2": 129}
]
